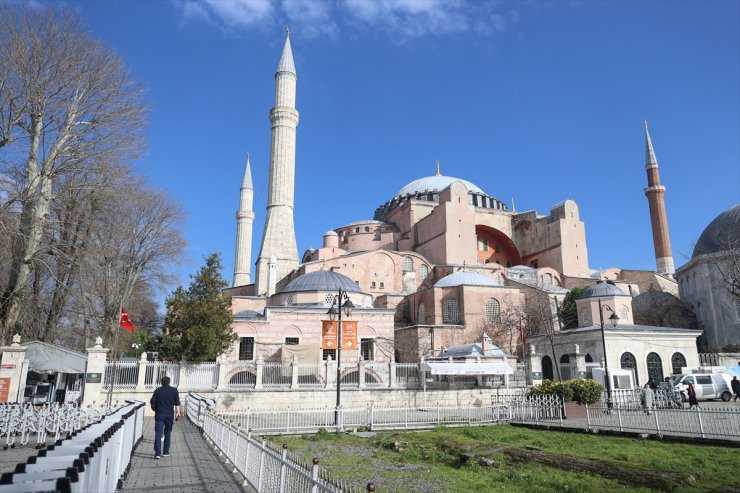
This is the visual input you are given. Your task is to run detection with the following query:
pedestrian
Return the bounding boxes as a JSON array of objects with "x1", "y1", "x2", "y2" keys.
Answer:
[
  {"x1": 731, "y1": 376, "x2": 740, "y2": 402},
  {"x1": 647, "y1": 378, "x2": 657, "y2": 390},
  {"x1": 150, "y1": 376, "x2": 181, "y2": 459},
  {"x1": 641, "y1": 383, "x2": 654, "y2": 415},
  {"x1": 687, "y1": 381, "x2": 699, "y2": 409}
]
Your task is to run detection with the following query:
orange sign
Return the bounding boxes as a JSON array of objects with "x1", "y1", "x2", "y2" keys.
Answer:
[
  {"x1": 0, "y1": 378, "x2": 10, "y2": 403},
  {"x1": 321, "y1": 320, "x2": 358, "y2": 350}
]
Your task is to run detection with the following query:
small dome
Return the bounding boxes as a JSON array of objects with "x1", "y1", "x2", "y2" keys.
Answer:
[
  {"x1": 397, "y1": 175, "x2": 485, "y2": 197},
  {"x1": 434, "y1": 272, "x2": 499, "y2": 288},
  {"x1": 323, "y1": 230, "x2": 338, "y2": 236},
  {"x1": 692, "y1": 204, "x2": 740, "y2": 258},
  {"x1": 282, "y1": 270, "x2": 361, "y2": 293},
  {"x1": 579, "y1": 281, "x2": 627, "y2": 299},
  {"x1": 438, "y1": 343, "x2": 505, "y2": 358}
]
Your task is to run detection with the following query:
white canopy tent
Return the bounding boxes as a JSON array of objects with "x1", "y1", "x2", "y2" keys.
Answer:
[{"x1": 420, "y1": 362, "x2": 513, "y2": 376}]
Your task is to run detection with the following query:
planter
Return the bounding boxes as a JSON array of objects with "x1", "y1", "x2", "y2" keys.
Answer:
[{"x1": 563, "y1": 401, "x2": 587, "y2": 419}]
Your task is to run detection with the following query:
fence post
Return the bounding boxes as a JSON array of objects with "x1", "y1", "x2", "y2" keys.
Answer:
[
  {"x1": 258, "y1": 439, "x2": 266, "y2": 493},
  {"x1": 255, "y1": 356, "x2": 264, "y2": 390},
  {"x1": 83, "y1": 337, "x2": 110, "y2": 407},
  {"x1": 617, "y1": 406, "x2": 623, "y2": 432},
  {"x1": 653, "y1": 408, "x2": 660, "y2": 435},
  {"x1": 216, "y1": 356, "x2": 229, "y2": 390},
  {"x1": 135, "y1": 353, "x2": 148, "y2": 393},
  {"x1": 388, "y1": 361, "x2": 397, "y2": 388},
  {"x1": 242, "y1": 430, "x2": 252, "y2": 487},
  {"x1": 291, "y1": 355, "x2": 299, "y2": 389},
  {"x1": 696, "y1": 408, "x2": 705, "y2": 438},
  {"x1": 279, "y1": 444, "x2": 288, "y2": 493},
  {"x1": 311, "y1": 458, "x2": 319, "y2": 493},
  {"x1": 368, "y1": 404, "x2": 374, "y2": 431},
  {"x1": 324, "y1": 359, "x2": 332, "y2": 389},
  {"x1": 586, "y1": 403, "x2": 591, "y2": 430},
  {"x1": 358, "y1": 360, "x2": 366, "y2": 389}
]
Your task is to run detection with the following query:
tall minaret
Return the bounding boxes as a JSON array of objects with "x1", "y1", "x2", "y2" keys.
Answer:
[
  {"x1": 644, "y1": 121, "x2": 675, "y2": 275},
  {"x1": 255, "y1": 30, "x2": 300, "y2": 296},
  {"x1": 233, "y1": 153, "x2": 254, "y2": 287}
]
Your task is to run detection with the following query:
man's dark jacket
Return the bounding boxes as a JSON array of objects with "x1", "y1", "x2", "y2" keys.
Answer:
[{"x1": 150, "y1": 385, "x2": 180, "y2": 415}]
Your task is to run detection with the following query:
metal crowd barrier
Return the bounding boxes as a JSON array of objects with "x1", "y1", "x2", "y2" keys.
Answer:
[
  {"x1": 0, "y1": 403, "x2": 114, "y2": 449},
  {"x1": 186, "y1": 392, "x2": 216, "y2": 430},
  {"x1": 0, "y1": 400, "x2": 145, "y2": 493}
]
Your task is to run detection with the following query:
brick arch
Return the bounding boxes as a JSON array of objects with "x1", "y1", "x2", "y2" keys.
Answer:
[{"x1": 475, "y1": 225, "x2": 522, "y2": 266}]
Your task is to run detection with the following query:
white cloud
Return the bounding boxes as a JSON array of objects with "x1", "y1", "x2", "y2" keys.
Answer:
[
  {"x1": 281, "y1": 0, "x2": 339, "y2": 39},
  {"x1": 173, "y1": 0, "x2": 519, "y2": 41}
]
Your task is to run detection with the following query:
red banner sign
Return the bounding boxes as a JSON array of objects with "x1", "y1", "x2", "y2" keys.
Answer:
[
  {"x1": 321, "y1": 320, "x2": 358, "y2": 350},
  {"x1": 0, "y1": 378, "x2": 10, "y2": 402}
]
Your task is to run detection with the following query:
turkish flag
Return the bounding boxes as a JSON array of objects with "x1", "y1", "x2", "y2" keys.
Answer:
[{"x1": 119, "y1": 307, "x2": 135, "y2": 332}]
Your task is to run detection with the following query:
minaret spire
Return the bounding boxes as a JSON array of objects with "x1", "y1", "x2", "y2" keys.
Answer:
[
  {"x1": 435, "y1": 160, "x2": 441, "y2": 176},
  {"x1": 643, "y1": 121, "x2": 675, "y2": 275},
  {"x1": 233, "y1": 152, "x2": 255, "y2": 287},
  {"x1": 255, "y1": 32, "x2": 300, "y2": 296}
]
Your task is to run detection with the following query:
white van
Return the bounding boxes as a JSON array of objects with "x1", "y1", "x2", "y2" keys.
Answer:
[{"x1": 672, "y1": 373, "x2": 733, "y2": 402}]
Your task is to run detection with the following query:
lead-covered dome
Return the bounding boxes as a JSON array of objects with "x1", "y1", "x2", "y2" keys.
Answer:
[
  {"x1": 397, "y1": 175, "x2": 485, "y2": 197},
  {"x1": 434, "y1": 272, "x2": 500, "y2": 288},
  {"x1": 374, "y1": 171, "x2": 508, "y2": 220},
  {"x1": 692, "y1": 204, "x2": 740, "y2": 259},
  {"x1": 282, "y1": 270, "x2": 361, "y2": 293},
  {"x1": 580, "y1": 281, "x2": 628, "y2": 299}
]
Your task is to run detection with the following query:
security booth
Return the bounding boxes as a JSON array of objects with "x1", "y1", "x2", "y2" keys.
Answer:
[{"x1": 21, "y1": 341, "x2": 86, "y2": 405}]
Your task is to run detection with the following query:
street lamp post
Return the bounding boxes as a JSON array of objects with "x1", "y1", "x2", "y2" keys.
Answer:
[
  {"x1": 598, "y1": 298, "x2": 620, "y2": 409},
  {"x1": 327, "y1": 289, "x2": 354, "y2": 428}
]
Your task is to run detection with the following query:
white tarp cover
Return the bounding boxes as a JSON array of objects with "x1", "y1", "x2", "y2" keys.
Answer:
[
  {"x1": 421, "y1": 362, "x2": 513, "y2": 375},
  {"x1": 22, "y1": 341, "x2": 86, "y2": 374}
]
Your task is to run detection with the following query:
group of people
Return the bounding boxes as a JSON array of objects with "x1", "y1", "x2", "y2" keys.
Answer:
[{"x1": 641, "y1": 375, "x2": 740, "y2": 414}]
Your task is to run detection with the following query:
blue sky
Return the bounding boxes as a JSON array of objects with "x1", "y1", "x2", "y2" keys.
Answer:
[{"x1": 33, "y1": 0, "x2": 740, "y2": 288}]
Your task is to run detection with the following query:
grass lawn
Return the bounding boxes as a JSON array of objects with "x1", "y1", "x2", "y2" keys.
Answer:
[{"x1": 277, "y1": 424, "x2": 740, "y2": 492}]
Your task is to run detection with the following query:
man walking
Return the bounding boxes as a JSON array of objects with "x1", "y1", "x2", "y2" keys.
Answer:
[
  {"x1": 150, "y1": 376, "x2": 181, "y2": 459},
  {"x1": 732, "y1": 376, "x2": 740, "y2": 402}
]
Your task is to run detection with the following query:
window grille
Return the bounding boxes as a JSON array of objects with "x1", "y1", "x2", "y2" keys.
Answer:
[
  {"x1": 286, "y1": 295, "x2": 294, "y2": 306},
  {"x1": 403, "y1": 257, "x2": 413, "y2": 272},
  {"x1": 619, "y1": 306, "x2": 629, "y2": 320},
  {"x1": 361, "y1": 339, "x2": 374, "y2": 361},
  {"x1": 322, "y1": 349, "x2": 336, "y2": 361},
  {"x1": 443, "y1": 299, "x2": 459, "y2": 324},
  {"x1": 671, "y1": 352, "x2": 686, "y2": 374},
  {"x1": 485, "y1": 298, "x2": 500, "y2": 323},
  {"x1": 238, "y1": 337, "x2": 254, "y2": 360},
  {"x1": 418, "y1": 303, "x2": 425, "y2": 324},
  {"x1": 324, "y1": 293, "x2": 335, "y2": 306},
  {"x1": 285, "y1": 337, "x2": 299, "y2": 345},
  {"x1": 647, "y1": 352, "x2": 664, "y2": 382},
  {"x1": 419, "y1": 265, "x2": 428, "y2": 280}
]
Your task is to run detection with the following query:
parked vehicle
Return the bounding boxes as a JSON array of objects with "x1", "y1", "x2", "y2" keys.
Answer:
[{"x1": 672, "y1": 373, "x2": 733, "y2": 402}]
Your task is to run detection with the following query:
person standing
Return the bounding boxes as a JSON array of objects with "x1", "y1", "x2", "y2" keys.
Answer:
[
  {"x1": 731, "y1": 376, "x2": 740, "y2": 402},
  {"x1": 150, "y1": 376, "x2": 181, "y2": 459},
  {"x1": 641, "y1": 383, "x2": 654, "y2": 415},
  {"x1": 687, "y1": 382, "x2": 699, "y2": 410}
]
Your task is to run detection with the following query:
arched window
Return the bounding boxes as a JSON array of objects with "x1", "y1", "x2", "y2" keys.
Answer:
[
  {"x1": 620, "y1": 352, "x2": 638, "y2": 386},
  {"x1": 542, "y1": 355, "x2": 553, "y2": 381},
  {"x1": 671, "y1": 352, "x2": 687, "y2": 375},
  {"x1": 619, "y1": 306, "x2": 629, "y2": 320},
  {"x1": 647, "y1": 352, "x2": 664, "y2": 382},
  {"x1": 485, "y1": 298, "x2": 500, "y2": 323},
  {"x1": 418, "y1": 303, "x2": 426, "y2": 324},
  {"x1": 580, "y1": 308, "x2": 591, "y2": 325},
  {"x1": 443, "y1": 299, "x2": 459, "y2": 324},
  {"x1": 403, "y1": 257, "x2": 413, "y2": 272},
  {"x1": 560, "y1": 354, "x2": 570, "y2": 363},
  {"x1": 419, "y1": 264, "x2": 428, "y2": 280},
  {"x1": 585, "y1": 353, "x2": 594, "y2": 363}
]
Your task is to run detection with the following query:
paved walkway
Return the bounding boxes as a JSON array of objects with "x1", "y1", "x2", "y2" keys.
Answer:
[{"x1": 118, "y1": 417, "x2": 251, "y2": 493}]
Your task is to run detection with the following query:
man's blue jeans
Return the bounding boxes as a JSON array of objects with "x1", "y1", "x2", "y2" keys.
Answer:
[{"x1": 154, "y1": 414, "x2": 174, "y2": 455}]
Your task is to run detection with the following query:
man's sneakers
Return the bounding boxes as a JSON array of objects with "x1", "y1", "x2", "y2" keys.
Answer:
[
  {"x1": 154, "y1": 454, "x2": 160, "y2": 460},
  {"x1": 163, "y1": 453, "x2": 170, "y2": 457}
]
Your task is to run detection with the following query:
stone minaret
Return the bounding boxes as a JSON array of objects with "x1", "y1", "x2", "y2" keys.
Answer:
[
  {"x1": 644, "y1": 121, "x2": 675, "y2": 275},
  {"x1": 233, "y1": 153, "x2": 254, "y2": 287},
  {"x1": 255, "y1": 31, "x2": 300, "y2": 296}
]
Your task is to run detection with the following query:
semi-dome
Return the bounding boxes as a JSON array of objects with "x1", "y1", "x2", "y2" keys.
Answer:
[
  {"x1": 282, "y1": 270, "x2": 361, "y2": 293},
  {"x1": 580, "y1": 281, "x2": 628, "y2": 299},
  {"x1": 434, "y1": 272, "x2": 499, "y2": 288},
  {"x1": 397, "y1": 175, "x2": 485, "y2": 197},
  {"x1": 692, "y1": 204, "x2": 740, "y2": 259}
]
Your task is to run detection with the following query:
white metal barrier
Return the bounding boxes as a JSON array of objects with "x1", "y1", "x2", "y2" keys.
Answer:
[
  {"x1": 0, "y1": 400, "x2": 145, "y2": 493},
  {"x1": 0, "y1": 403, "x2": 115, "y2": 449},
  {"x1": 201, "y1": 411, "x2": 359, "y2": 493}
]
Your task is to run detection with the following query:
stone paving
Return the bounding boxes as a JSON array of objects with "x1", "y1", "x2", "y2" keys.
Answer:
[{"x1": 118, "y1": 417, "x2": 251, "y2": 493}]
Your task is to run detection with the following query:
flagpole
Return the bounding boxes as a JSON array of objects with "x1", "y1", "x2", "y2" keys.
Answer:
[{"x1": 106, "y1": 305, "x2": 123, "y2": 407}]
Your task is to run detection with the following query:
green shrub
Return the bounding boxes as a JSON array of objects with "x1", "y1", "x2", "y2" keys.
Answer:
[{"x1": 528, "y1": 379, "x2": 603, "y2": 403}]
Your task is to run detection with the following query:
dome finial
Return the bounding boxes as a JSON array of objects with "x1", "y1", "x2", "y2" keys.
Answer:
[
  {"x1": 286, "y1": 25, "x2": 290, "y2": 37},
  {"x1": 435, "y1": 160, "x2": 441, "y2": 176}
]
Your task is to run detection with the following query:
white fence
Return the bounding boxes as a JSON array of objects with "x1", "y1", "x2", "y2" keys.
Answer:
[
  {"x1": 0, "y1": 402, "x2": 116, "y2": 448},
  {"x1": 0, "y1": 401, "x2": 144, "y2": 493},
  {"x1": 187, "y1": 394, "x2": 359, "y2": 493},
  {"x1": 104, "y1": 359, "x2": 522, "y2": 393}
]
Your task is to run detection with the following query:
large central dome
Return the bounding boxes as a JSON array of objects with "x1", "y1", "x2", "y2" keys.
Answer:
[
  {"x1": 397, "y1": 175, "x2": 485, "y2": 197},
  {"x1": 374, "y1": 170, "x2": 507, "y2": 220}
]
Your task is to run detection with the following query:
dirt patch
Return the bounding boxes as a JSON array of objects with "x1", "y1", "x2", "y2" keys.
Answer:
[{"x1": 502, "y1": 446, "x2": 688, "y2": 491}]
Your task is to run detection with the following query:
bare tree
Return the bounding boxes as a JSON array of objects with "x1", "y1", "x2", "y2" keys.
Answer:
[
  {"x1": 0, "y1": 7, "x2": 146, "y2": 342},
  {"x1": 520, "y1": 285, "x2": 564, "y2": 380},
  {"x1": 632, "y1": 287, "x2": 696, "y2": 328}
]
